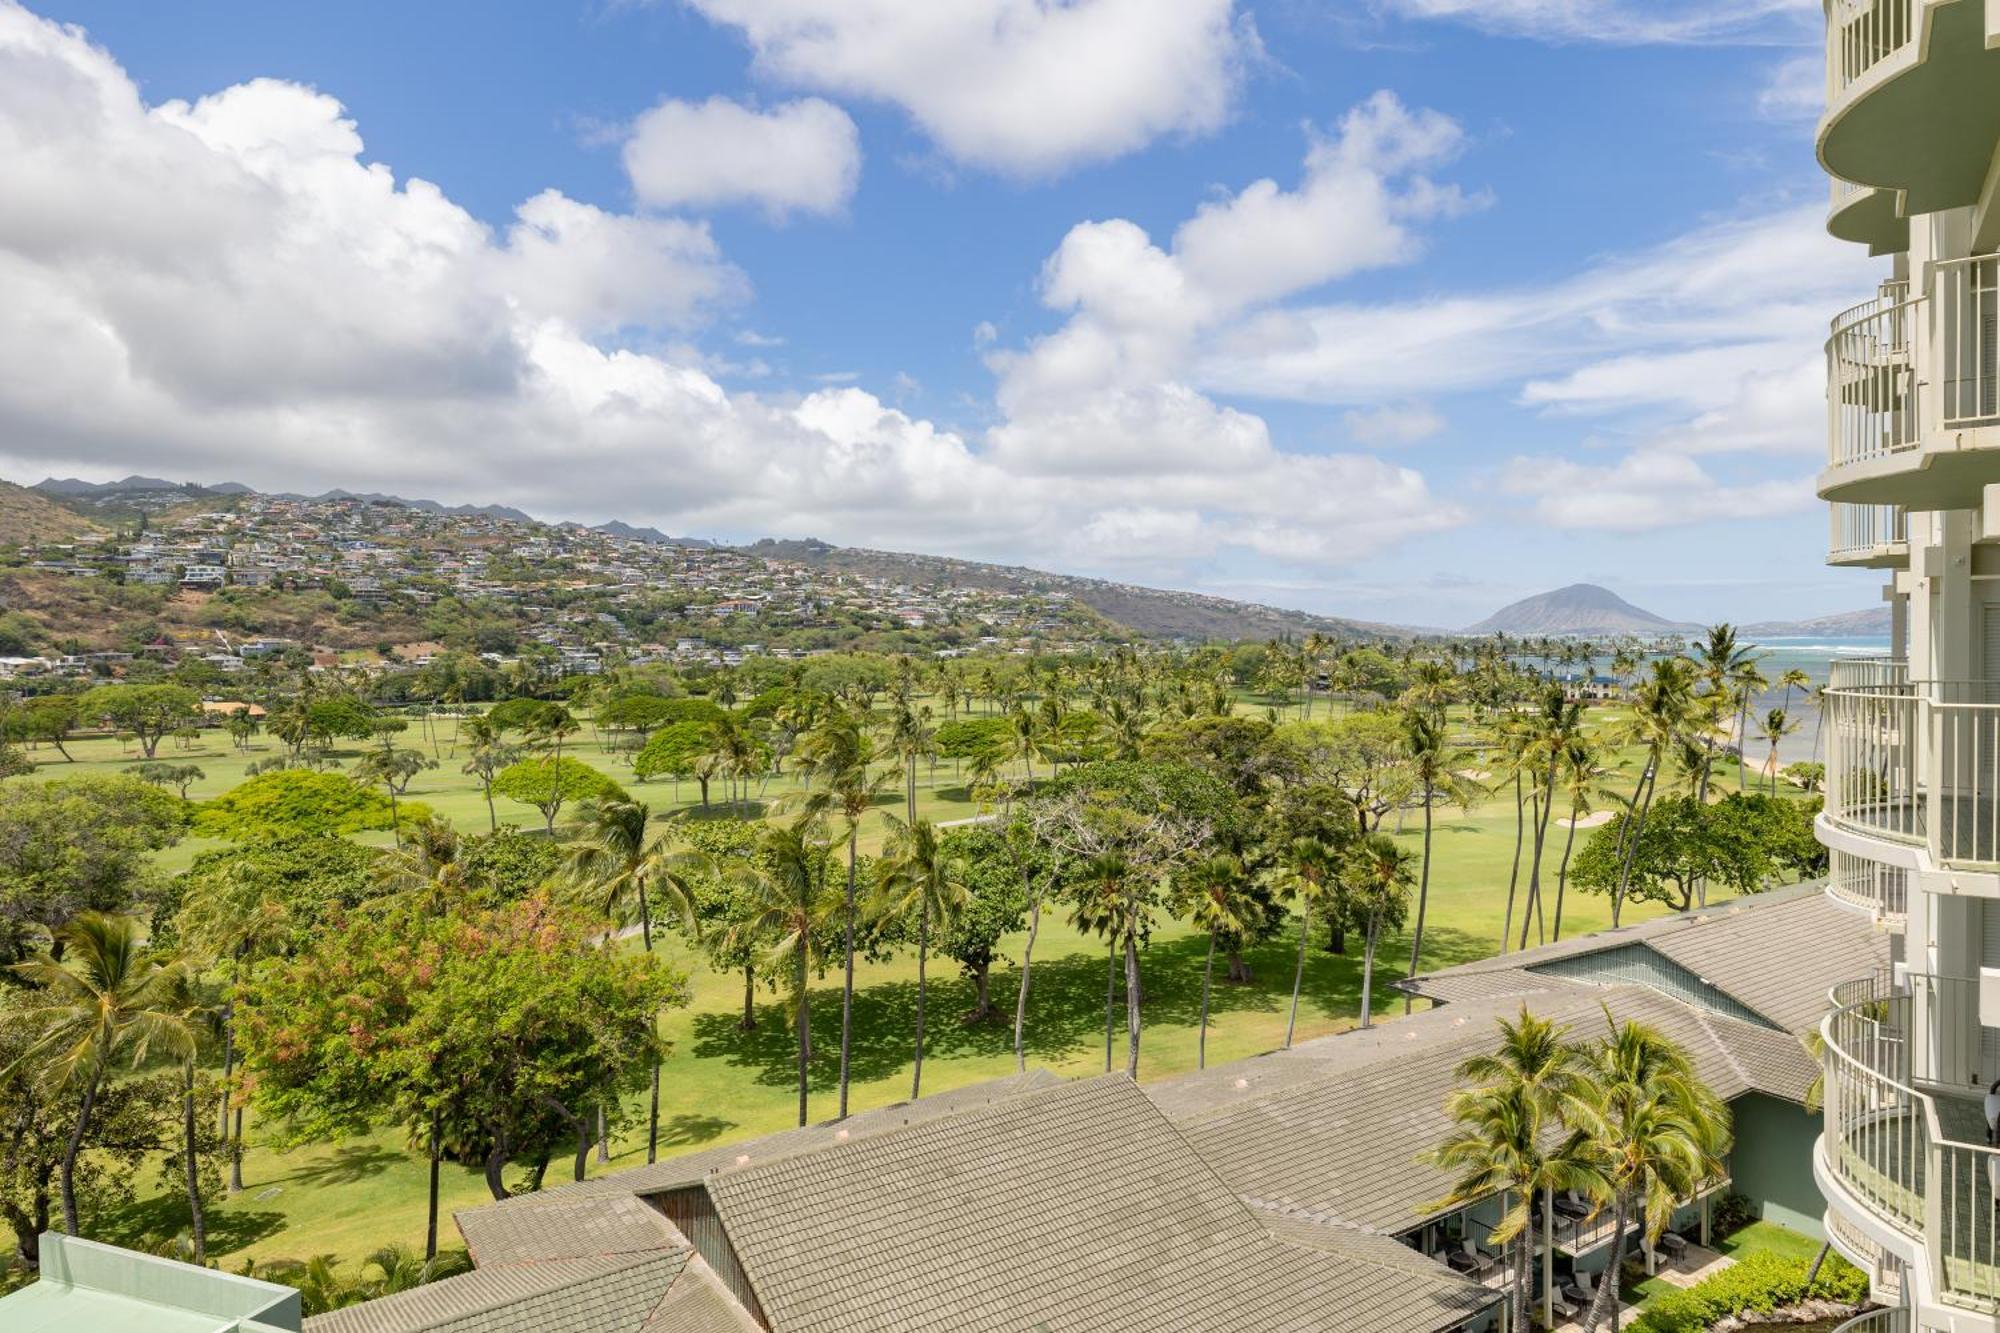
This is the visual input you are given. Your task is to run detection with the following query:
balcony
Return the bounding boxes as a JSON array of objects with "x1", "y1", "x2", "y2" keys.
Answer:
[
  {"x1": 1822, "y1": 261, "x2": 2000, "y2": 508},
  {"x1": 1831, "y1": 658, "x2": 1911, "y2": 689},
  {"x1": 1829, "y1": 502, "x2": 1910, "y2": 567},
  {"x1": 1832, "y1": 1309, "x2": 1909, "y2": 1332},
  {"x1": 1829, "y1": 846, "x2": 1910, "y2": 924},
  {"x1": 1822, "y1": 972, "x2": 2000, "y2": 1312},
  {"x1": 1819, "y1": 0, "x2": 2000, "y2": 217},
  {"x1": 1829, "y1": 176, "x2": 1910, "y2": 257},
  {"x1": 1824, "y1": 679, "x2": 2000, "y2": 871}
]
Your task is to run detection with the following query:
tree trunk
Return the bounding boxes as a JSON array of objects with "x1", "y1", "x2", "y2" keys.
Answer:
[
  {"x1": 911, "y1": 901, "x2": 930, "y2": 1100},
  {"x1": 426, "y1": 1111, "x2": 441, "y2": 1261},
  {"x1": 483, "y1": 1135, "x2": 511, "y2": 1200},
  {"x1": 1613, "y1": 760, "x2": 1660, "y2": 928},
  {"x1": 1553, "y1": 799, "x2": 1582, "y2": 942},
  {"x1": 230, "y1": 1105, "x2": 244, "y2": 1193},
  {"x1": 58, "y1": 1064, "x2": 105, "y2": 1234},
  {"x1": 1405, "y1": 781, "x2": 1434, "y2": 1014},
  {"x1": 1581, "y1": 1190, "x2": 1632, "y2": 1333},
  {"x1": 181, "y1": 1063, "x2": 206, "y2": 1263},
  {"x1": 741, "y1": 964, "x2": 757, "y2": 1031},
  {"x1": 1519, "y1": 763, "x2": 1558, "y2": 952},
  {"x1": 840, "y1": 829, "x2": 857, "y2": 1118},
  {"x1": 1104, "y1": 942, "x2": 1117, "y2": 1073},
  {"x1": 639, "y1": 891, "x2": 660, "y2": 1165},
  {"x1": 595, "y1": 1103, "x2": 609, "y2": 1165},
  {"x1": 483, "y1": 785, "x2": 497, "y2": 833},
  {"x1": 795, "y1": 951, "x2": 810, "y2": 1127},
  {"x1": 1014, "y1": 877, "x2": 1041, "y2": 1074},
  {"x1": 1500, "y1": 770, "x2": 1525, "y2": 952},
  {"x1": 1285, "y1": 912, "x2": 1308, "y2": 1049},
  {"x1": 1359, "y1": 916, "x2": 1379, "y2": 1029},
  {"x1": 1199, "y1": 933, "x2": 1215, "y2": 1069},
  {"x1": 1123, "y1": 932, "x2": 1142, "y2": 1079}
]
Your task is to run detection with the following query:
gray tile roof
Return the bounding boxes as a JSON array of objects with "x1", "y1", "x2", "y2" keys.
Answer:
[
  {"x1": 703, "y1": 1073, "x2": 1492, "y2": 1333},
  {"x1": 1403, "y1": 883, "x2": 1889, "y2": 1034},
  {"x1": 1153, "y1": 984, "x2": 1816, "y2": 1235},
  {"x1": 457, "y1": 1192, "x2": 677, "y2": 1268}
]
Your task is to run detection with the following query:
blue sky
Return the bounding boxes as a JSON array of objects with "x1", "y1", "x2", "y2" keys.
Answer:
[{"x1": 0, "y1": 0, "x2": 1876, "y2": 629}]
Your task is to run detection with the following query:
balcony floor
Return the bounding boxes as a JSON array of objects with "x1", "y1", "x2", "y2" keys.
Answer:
[
  {"x1": 1838, "y1": 794, "x2": 2000, "y2": 867},
  {"x1": 1840, "y1": 1088, "x2": 2000, "y2": 1311}
]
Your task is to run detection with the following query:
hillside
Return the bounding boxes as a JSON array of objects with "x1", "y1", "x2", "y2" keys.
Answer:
[
  {"x1": 1465, "y1": 583, "x2": 1698, "y2": 637},
  {"x1": 1740, "y1": 606, "x2": 1891, "y2": 637},
  {"x1": 0, "y1": 478, "x2": 105, "y2": 544},
  {"x1": 742, "y1": 539, "x2": 1413, "y2": 643}
]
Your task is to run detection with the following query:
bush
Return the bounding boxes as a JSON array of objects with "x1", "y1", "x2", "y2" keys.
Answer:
[{"x1": 1630, "y1": 1250, "x2": 1869, "y2": 1333}]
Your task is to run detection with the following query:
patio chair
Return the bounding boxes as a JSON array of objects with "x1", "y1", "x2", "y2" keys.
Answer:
[
  {"x1": 1559, "y1": 1269, "x2": 1595, "y2": 1309},
  {"x1": 1654, "y1": 1231, "x2": 1688, "y2": 1261},
  {"x1": 1552, "y1": 1190, "x2": 1593, "y2": 1221}
]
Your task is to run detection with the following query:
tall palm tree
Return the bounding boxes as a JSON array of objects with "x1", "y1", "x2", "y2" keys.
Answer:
[
  {"x1": 875, "y1": 816, "x2": 970, "y2": 1099},
  {"x1": 1574, "y1": 1016, "x2": 1732, "y2": 1333},
  {"x1": 1611, "y1": 659, "x2": 1696, "y2": 927},
  {"x1": 1345, "y1": 834, "x2": 1415, "y2": 1030},
  {"x1": 560, "y1": 799, "x2": 705, "y2": 1163},
  {"x1": 726, "y1": 817, "x2": 837, "y2": 1127},
  {"x1": 1519, "y1": 688, "x2": 1584, "y2": 952},
  {"x1": 1550, "y1": 737, "x2": 1606, "y2": 942},
  {"x1": 1404, "y1": 707, "x2": 1481, "y2": 1008},
  {"x1": 1070, "y1": 851, "x2": 1134, "y2": 1074},
  {"x1": 1182, "y1": 854, "x2": 1260, "y2": 1069},
  {"x1": 1758, "y1": 707, "x2": 1797, "y2": 794},
  {"x1": 1271, "y1": 837, "x2": 1339, "y2": 1049},
  {"x1": 10, "y1": 913, "x2": 194, "y2": 1235},
  {"x1": 792, "y1": 711, "x2": 897, "y2": 1119}
]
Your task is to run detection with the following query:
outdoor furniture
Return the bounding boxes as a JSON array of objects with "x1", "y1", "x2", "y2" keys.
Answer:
[
  {"x1": 1552, "y1": 1190, "x2": 1593, "y2": 1221},
  {"x1": 1655, "y1": 1231, "x2": 1689, "y2": 1260},
  {"x1": 1560, "y1": 1270, "x2": 1595, "y2": 1309},
  {"x1": 1446, "y1": 1239, "x2": 1499, "y2": 1278}
]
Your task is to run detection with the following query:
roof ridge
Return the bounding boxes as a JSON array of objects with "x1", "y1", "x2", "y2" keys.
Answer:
[{"x1": 305, "y1": 1251, "x2": 671, "y2": 1333}]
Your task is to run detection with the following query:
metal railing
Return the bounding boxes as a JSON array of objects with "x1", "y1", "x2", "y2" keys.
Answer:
[
  {"x1": 1832, "y1": 1308, "x2": 1908, "y2": 1332},
  {"x1": 1827, "y1": 0, "x2": 1919, "y2": 103},
  {"x1": 1825, "y1": 680, "x2": 2000, "y2": 869},
  {"x1": 1830, "y1": 504, "x2": 1909, "y2": 561},
  {"x1": 1936, "y1": 256, "x2": 2000, "y2": 429},
  {"x1": 1828, "y1": 285, "x2": 1921, "y2": 468},
  {"x1": 1829, "y1": 847, "x2": 1910, "y2": 922},
  {"x1": 1831, "y1": 658, "x2": 1911, "y2": 689},
  {"x1": 1824, "y1": 972, "x2": 2000, "y2": 1313}
]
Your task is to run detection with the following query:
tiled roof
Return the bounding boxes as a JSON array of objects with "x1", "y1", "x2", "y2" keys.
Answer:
[
  {"x1": 457, "y1": 1193, "x2": 676, "y2": 1268},
  {"x1": 703, "y1": 1073, "x2": 1492, "y2": 1333}
]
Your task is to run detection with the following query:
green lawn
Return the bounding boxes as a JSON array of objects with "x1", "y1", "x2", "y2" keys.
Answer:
[
  {"x1": 1625, "y1": 1219, "x2": 1825, "y2": 1309},
  {"x1": 9, "y1": 697, "x2": 1777, "y2": 1269}
]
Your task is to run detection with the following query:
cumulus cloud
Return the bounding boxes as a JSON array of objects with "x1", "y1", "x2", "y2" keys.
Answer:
[
  {"x1": 1344, "y1": 402, "x2": 1445, "y2": 446},
  {"x1": 623, "y1": 95, "x2": 860, "y2": 218},
  {"x1": 1374, "y1": 0, "x2": 1814, "y2": 44},
  {"x1": 0, "y1": 4, "x2": 1462, "y2": 583},
  {"x1": 1500, "y1": 451, "x2": 1815, "y2": 530},
  {"x1": 683, "y1": 0, "x2": 1253, "y2": 175}
]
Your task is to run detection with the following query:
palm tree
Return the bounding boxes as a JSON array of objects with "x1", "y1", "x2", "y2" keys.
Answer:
[
  {"x1": 1777, "y1": 666, "x2": 1812, "y2": 717},
  {"x1": 1518, "y1": 688, "x2": 1584, "y2": 952},
  {"x1": 1345, "y1": 834, "x2": 1415, "y2": 1030},
  {"x1": 792, "y1": 711, "x2": 897, "y2": 1119},
  {"x1": 1611, "y1": 659, "x2": 1696, "y2": 927},
  {"x1": 1757, "y1": 707, "x2": 1797, "y2": 794},
  {"x1": 1182, "y1": 854, "x2": 1259, "y2": 1068},
  {"x1": 1271, "y1": 837, "x2": 1339, "y2": 1049},
  {"x1": 1070, "y1": 850, "x2": 1134, "y2": 1074},
  {"x1": 1403, "y1": 707, "x2": 1482, "y2": 1010},
  {"x1": 459, "y1": 715, "x2": 517, "y2": 833},
  {"x1": 875, "y1": 816, "x2": 970, "y2": 1099},
  {"x1": 560, "y1": 799, "x2": 704, "y2": 1163},
  {"x1": 1426, "y1": 1007, "x2": 1605, "y2": 1332},
  {"x1": 1550, "y1": 737, "x2": 1606, "y2": 942},
  {"x1": 10, "y1": 913, "x2": 194, "y2": 1235},
  {"x1": 1574, "y1": 1016, "x2": 1732, "y2": 1333},
  {"x1": 726, "y1": 816, "x2": 837, "y2": 1127}
]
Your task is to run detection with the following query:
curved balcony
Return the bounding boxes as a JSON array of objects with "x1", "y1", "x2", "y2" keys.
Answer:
[
  {"x1": 1823, "y1": 972, "x2": 2000, "y2": 1312},
  {"x1": 1820, "y1": 0, "x2": 2000, "y2": 216},
  {"x1": 1831, "y1": 658, "x2": 1911, "y2": 690},
  {"x1": 1824, "y1": 680, "x2": 2000, "y2": 871},
  {"x1": 1829, "y1": 503, "x2": 1910, "y2": 568},
  {"x1": 1822, "y1": 261, "x2": 2000, "y2": 509},
  {"x1": 1829, "y1": 847, "x2": 1910, "y2": 925},
  {"x1": 1832, "y1": 1308, "x2": 1908, "y2": 1332},
  {"x1": 1829, "y1": 176, "x2": 1910, "y2": 257}
]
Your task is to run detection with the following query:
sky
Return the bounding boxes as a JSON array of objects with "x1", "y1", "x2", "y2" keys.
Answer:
[{"x1": 0, "y1": 0, "x2": 1881, "y2": 630}]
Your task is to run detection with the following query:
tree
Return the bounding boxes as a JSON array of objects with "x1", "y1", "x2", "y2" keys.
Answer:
[
  {"x1": 875, "y1": 817, "x2": 970, "y2": 1099},
  {"x1": 10, "y1": 913, "x2": 194, "y2": 1236},
  {"x1": 1344, "y1": 833, "x2": 1414, "y2": 1030},
  {"x1": 724, "y1": 816, "x2": 840, "y2": 1127},
  {"x1": 124, "y1": 761, "x2": 206, "y2": 800},
  {"x1": 354, "y1": 737, "x2": 438, "y2": 843},
  {"x1": 196, "y1": 770, "x2": 418, "y2": 841},
  {"x1": 1402, "y1": 706, "x2": 1480, "y2": 1008},
  {"x1": 1178, "y1": 853, "x2": 1260, "y2": 1069},
  {"x1": 7, "y1": 695, "x2": 80, "y2": 760},
  {"x1": 936, "y1": 826, "x2": 1029, "y2": 1023},
  {"x1": 491, "y1": 757, "x2": 625, "y2": 833},
  {"x1": 459, "y1": 716, "x2": 519, "y2": 833},
  {"x1": 633, "y1": 720, "x2": 719, "y2": 804},
  {"x1": 1269, "y1": 836, "x2": 1339, "y2": 1050},
  {"x1": 79, "y1": 683, "x2": 201, "y2": 758},
  {"x1": 1572, "y1": 794, "x2": 1795, "y2": 914},
  {"x1": 0, "y1": 775, "x2": 185, "y2": 963},
  {"x1": 1757, "y1": 707, "x2": 1797, "y2": 794},
  {"x1": 1573, "y1": 1016, "x2": 1731, "y2": 1333},
  {"x1": 559, "y1": 799, "x2": 704, "y2": 1164},
  {"x1": 1609, "y1": 658, "x2": 1696, "y2": 926}
]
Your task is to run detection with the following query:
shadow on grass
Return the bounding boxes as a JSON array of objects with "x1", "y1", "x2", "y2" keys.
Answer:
[
  {"x1": 657, "y1": 1113, "x2": 735, "y2": 1150},
  {"x1": 270, "y1": 1144, "x2": 406, "y2": 1188},
  {"x1": 93, "y1": 1195, "x2": 286, "y2": 1255}
]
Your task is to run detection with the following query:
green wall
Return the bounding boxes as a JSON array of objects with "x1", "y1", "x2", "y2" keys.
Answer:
[{"x1": 1729, "y1": 1092, "x2": 1824, "y2": 1239}]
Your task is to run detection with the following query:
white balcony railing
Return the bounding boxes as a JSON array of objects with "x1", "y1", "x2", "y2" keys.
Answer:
[
  {"x1": 1832, "y1": 1308, "x2": 1908, "y2": 1333},
  {"x1": 1825, "y1": 680, "x2": 2000, "y2": 869},
  {"x1": 1828, "y1": 283, "x2": 1920, "y2": 469},
  {"x1": 1829, "y1": 847, "x2": 1910, "y2": 923},
  {"x1": 1830, "y1": 503, "x2": 1910, "y2": 561},
  {"x1": 1827, "y1": 0, "x2": 1920, "y2": 105},
  {"x1": 1831, "y1": 658, "x2": 1911, "y2": 690},
  {"x1": 1823, "y1": 972, "x2": 2000, "y2": 1312},
  {"x1": 1936, "y1": 256, "x2": 2000, "y2": 430}
]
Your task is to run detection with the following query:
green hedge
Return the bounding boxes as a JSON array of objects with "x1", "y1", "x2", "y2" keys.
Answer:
[{"x1": 1629, "y1": 1250, "x2": 1869, "y2": 1333}]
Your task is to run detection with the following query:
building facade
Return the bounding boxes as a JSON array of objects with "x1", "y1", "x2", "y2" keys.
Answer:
[{"x1": 1815, "y1": 4, "x2": 2000, "y2": 1330}]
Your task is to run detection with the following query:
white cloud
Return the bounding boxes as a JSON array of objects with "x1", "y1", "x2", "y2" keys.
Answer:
[
  {"x1": 1344, "y1": 401, "x2": 1445, "y2": 446},
  {"x1": 0, "y1": 4, "x2": 1461, "y2": 584},
  {"x1": 1375, "y1": 0, "x2": 1814, "y2": 44},
  {"x1": 1500, "y1": 451, "x2": 1815, "y2": 530},
  {"x1": 683, "y1": 0, "x2": 1253, "y2": 175},
  {"x1": 1756, "y1": 54, "x2": 1824, "y2": 120},
  {"x1": 623, "y1": 95, "x2": 859, "y2": 218}
]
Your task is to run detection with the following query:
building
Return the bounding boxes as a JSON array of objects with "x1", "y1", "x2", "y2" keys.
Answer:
[
  {"x1": 0, "y1": 1233, "x2": 302, "y2": 1332},
  {"x1": 1815, "y1": 4, "x2": 2000, "y2": 1328}
]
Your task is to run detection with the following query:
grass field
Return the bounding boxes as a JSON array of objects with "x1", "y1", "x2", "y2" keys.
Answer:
[{"x1": 8, "y1": 695, "x2": 1778, "y2": 1269}]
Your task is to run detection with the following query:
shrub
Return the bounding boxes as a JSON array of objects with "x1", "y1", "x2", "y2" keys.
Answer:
[{"x1": 1630, "y1": 1250, "x2": 1869, "y2": 1333}]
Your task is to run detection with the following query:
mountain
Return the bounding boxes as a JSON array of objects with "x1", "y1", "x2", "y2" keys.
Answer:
[
  {"x1": 276, "y1": 489, "x2": 537, "y2": 522},
  {"x1": 0, "y1": 479, "x2": 106, "y2": 544},
  {"x1": 591, "y1": 519, "x2": 712, "y2": 548},
  {"x1": 1740, "y1": 606, "x2": 1891, "y2": 637},
  {"x1": 1465, "y1": 583, "x2": 1699, "y2": 637},
  {"x1": 742, "y1": 538, "x2": 1415, "y2": 643},
  {"x1": 34, "y1": 475, "x2": 182, "y2": 495}
]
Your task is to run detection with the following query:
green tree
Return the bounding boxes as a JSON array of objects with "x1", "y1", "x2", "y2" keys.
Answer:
[
  {"x1": 874, "y1": 817, "x2": 970, "y2": 1099},
  {"x1": 1402, "y1": 706, "x2": 1480, "y2": 1008},
  {"x1": 79, "y1": 683, "x2": 201, "y2": 758},
  {"x1": 196, "y1": 770, "x2": 417, "y2": 841},
  {"x1": 935, "y1": 826, "x2": 1029, "y2": 1024},
  {"x1": 1343, "y1": 832, "x2": 1414, "y2": 1030},
  {"x1": 458, "y1": 715, "x2": 518, "y2": 833},
  {"x1": 724, "y1": 816, "x2": 840, "y2": 1127},
  {"x1": 7, "y1": 695, "x2": 79, "y2": 761},
  {"x1": 0, "y1": 775, "x2": 185, "y2": 963},
  {"x1": 491, "y1": 756, "x2": 625, "y2": 833},
  {"x1": 1178, "y1": 853, "x2": 1261, "y2": 1069},
  {"x1": 1269, "y1": 836, "x2": 1338, "y2": 1050}
]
